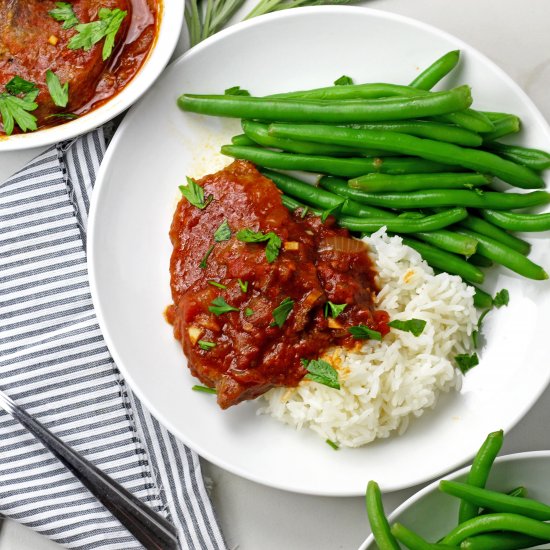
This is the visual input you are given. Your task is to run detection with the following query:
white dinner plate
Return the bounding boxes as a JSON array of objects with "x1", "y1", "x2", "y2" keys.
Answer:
[
  {"x1": 88, "y1": 6, "x2": 550, "y2": 496},
  {"x1": 359, "y1": 451, "x2": 550, "y2": 549}
]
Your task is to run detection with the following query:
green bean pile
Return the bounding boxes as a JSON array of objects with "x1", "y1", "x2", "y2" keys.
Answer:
[
  {"x1": 178, "y1": 50, "x2": 550, "y2": 290},
  {"x1": 366, "y1": 430, "x2": 550, "y2": 549}
]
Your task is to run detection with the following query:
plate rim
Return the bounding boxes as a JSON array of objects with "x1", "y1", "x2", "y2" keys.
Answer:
[{"x1": 88, "y1": 5, "x2": 550, "y2": 496}]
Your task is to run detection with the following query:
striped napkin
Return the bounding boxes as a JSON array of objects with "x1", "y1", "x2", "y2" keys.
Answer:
[{"x1": 0, "y1": 129, "x2": 226, "y2": 550}]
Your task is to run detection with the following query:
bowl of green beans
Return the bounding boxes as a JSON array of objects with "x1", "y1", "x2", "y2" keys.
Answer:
[{"x1": 361, "y1": 431, "x2": 550, "y2": 549}]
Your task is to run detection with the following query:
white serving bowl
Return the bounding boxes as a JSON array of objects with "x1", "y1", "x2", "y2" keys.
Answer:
[
  {"x1": 360, "y1": 451, "x2": 550, "y2": 549},
  {"x1": 0, "y1": 0, "x2": 183, "y2": 151}
]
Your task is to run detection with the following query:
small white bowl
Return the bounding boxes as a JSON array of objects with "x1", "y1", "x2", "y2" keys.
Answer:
[
  {"x1": 359, "y1": 451, "x2": 550, "y2": 549},
  {"x1": 0, "y1": 0, "x2": 183, "y2": 151}
]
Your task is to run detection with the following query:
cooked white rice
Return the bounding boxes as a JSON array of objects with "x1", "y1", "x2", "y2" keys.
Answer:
[{"x1": 258, "y1": 229, "x2": 478, "y2": 448}]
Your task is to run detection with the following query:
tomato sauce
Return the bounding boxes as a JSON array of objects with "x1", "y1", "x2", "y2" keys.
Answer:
[
  {"x1": 168, "y1": 161, "x2": 389, "y2": 409},
  {"x1": 0, "y1": 0, "x2": 158, "y2": 134}
]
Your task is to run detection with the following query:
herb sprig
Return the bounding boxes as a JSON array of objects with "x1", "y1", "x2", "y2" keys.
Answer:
[
  {"x1": 49, "y1": 2, "x2": 80, "y2": 29},
  {"x1": 0, "y1": 77, "x2": 39, "y2": 136},
  {"x1": 302, "y1": 358, "x2": 340, "y2": 390},
  {"x1": 236, "y1": 228, "x2": 281, "y2": 263}
]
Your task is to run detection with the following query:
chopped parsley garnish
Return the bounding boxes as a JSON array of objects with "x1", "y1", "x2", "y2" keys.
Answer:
[
  {"x1": 302, "y1": 358, "x2": 340, "y2": 390},
  {"x1": 179, "y1": 176, "x2": 213, "y2": 209},
  {"x1": 270, "y1": 297, "x2": 294, "y2": 328},
  {"x1": 238, "y1": 279, "x2": 248, "y2": 293},
  {"x1": 348, "y1": 325, "x2": 382, "y2": 341},
  {"x1": 326, "y1": 439, "x2": 340, "y2": 450},
  {"x1": 244, "y1": 307, "x2": 254, "y2": 317},
  {"x1": 324, "y1": 301, "x2": 347, "y2": 318},
  {"x1": 224, "y1": 86, "x2": 250, "y2": 96},
  {"x1": 199, "y1": 244, "x2": 215, "y2": 269},
  {"x1": 0, "y1": 77, "x2": 39, "y2": 135},
  {"x1": 45, "y1": 113, "x2": 79, "y2": 120},
  {"x1": 493, "y1": 288, "x2": 510, "y2": 308},
  {"x1": 198, "y1": 340, "x2": 216, "y2": 351},
  {"x1": 68, "y1": 8, "x2": 128, "y2": 61},
  {"x1": 214, "y1": 219, "x2": 231, "y2": 242},
  {"x1": 300, "y1": 206, "x2": 309, "y2": 219},
  {"x1": 6, "y1": 77, "x2": 38, "y2": 97},
  {"x1": 334, "y1": 75, "x2": 353, "y2": 86},
  {"x1": 472, "y1": 288, "x2": 509, "y2": 348},
  {"x1": 46, "y1": 70, "x2": 69, "y2": 108},
  {"x1": 455, "y1": 353, "x2": 479, "y2": 374},
  {"x1": 208, "y1": 280, "x2": 226, "y2": 290},
  {"x1": 208, "y1": 296, "x2": 239, "y2": 316},
  {"x1": 388, "y1": 318, "x2": 426, "y2": 337},
  {"x1": 192, "y1": 385, "x2": 217, "y2": 394},
  {"x1": 236, "y1": 228, "x2": 282, "y2": 263},
  {"x1": 49, "y1": 2, "x2": 80, "y2": 29}
]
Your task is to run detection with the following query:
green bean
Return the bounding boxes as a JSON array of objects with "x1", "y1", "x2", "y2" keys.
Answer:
[
  {"x1": 485, "y1": 142, "x2": 550, "y2": 171},
  {"x1": 349, "y1": 172, "x2": 491, "y2": 193},
  {"x1": 269, "y1": 124, "x2": 544, "y2": 189},
  {"x1": 366, "y1": 481, "x2": 401, "y2": 550},
  {"x1": 460, "y1": 532, "x2": 545, "y2": 550},
  {"x1": 349, "y1": 120, "x2": 482, "y2": 147},
  {"x1": 459, "y1": 430, "x2": 504, "y2": 523},
  {"x1": 483, "y1": 111, "x2": 518, "y2": 122},
  {"x1": 223, "y1": 146, "x2": 462, "y2": 177},
  {"x1": 468, "y1": 254, "x2": 493, "y2": 268},
  {"x1": 401, "y1": 238, "x2": 485, "y2": 284},
  {"x1": 457, "y1": 229, "x2": 548, "y2": 280},
  {"x1": 241, "y1": 120, "x2": 381, "y2": 157},
  {"x1": 338, "y1": 208, "x2": 468, "y2": 233},
  {"x1": 442, "y1": 513, "x2": 550, "y2": 546},
  {"x1": 391, "y1": 522, "x2": 455, "y2": 550},
  {"x1": 482, "y1": 209, "x2": 550, "y2": 232},
  {"x1": 410, "y1": 50, "x2": 461, "y2": 90},
  {"x1": 269, "y1": 81, "x2": 493, "y2": 133},
  {"x1": 481, "y1": 115, "x2": 521, "y2": 143},
  {"x1": 265, "y1": 171, "x2": 478, "y2": 255},
  {"x1": 319, "y1": 176, "x2": 550, "y2": 210},
  {"x1": 231, "y1": 133, "x2": 257, "y2": 146},
  {"x1": 459, "y1": 215, "x2": 531, "y2": 255},
  {"x1": 508, "y1": 487, "x2": 528, "y2": 499},
  {"x1": 178, "y1": 86, "x2": 473, "y2": 123},
  {"x1": 442, "y1": 480, "x2": 550, "y2": 521},
  {"x1": 472, "y1": 286, "x2": 493, "y2": 309}
]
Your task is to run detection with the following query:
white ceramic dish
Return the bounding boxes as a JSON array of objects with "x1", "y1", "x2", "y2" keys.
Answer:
[
  {"x1": 359, "y1": 450, "x2": 550, "y2": 549},
  {"x1": 0, "y1": 0, "x2": 183, "y2": 151},
  {"x1": 88, "y1": 6, "x2": 550, "y2": 496}
]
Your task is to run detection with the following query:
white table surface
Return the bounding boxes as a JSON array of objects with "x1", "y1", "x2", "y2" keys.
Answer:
[{"x1": 1, "y1": 1, "x2": 549, "y2": 549}]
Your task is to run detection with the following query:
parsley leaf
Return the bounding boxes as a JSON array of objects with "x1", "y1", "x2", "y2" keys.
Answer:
[
  {"x1": 270, "y1": 297, "x2": 294, "y2": 328},
  {"x1": 6, "y1": 77, "x2": 38, "y2": 97},
  {"x1": 46, "y1": 70, "x2": 69, "y2": 108},
  {"x1": 225, "y1": 86, "x2": 250, "y2": 96},
  {"x1": 326, "y1": 439, "x2": 340, "y2": 450},
  {"x1": 334, "y1": 75, "x2": 353, "y2": 86},
  {"x1": 198, "y1": 340, "x2": 216, "y2": 350},
  {"x1": 388, "y1": 318, "x2": 426, "y2": 337},
  {"x1": 244, "y1": 307, "x2": 254, "y2": 317},
  {"x1": 192, "y1": 385, "x2": 217, "y2": 394},
  {"x1": 68, "y1": 8, "x2": 127, "y2": 61},
  {"x1": 49, "y1": 2, "x2": 80, "y2": 29},
  {"x1": 302, "y1": 358, "x2": 340, "y2": 390},
  {"x1": 238, "y1": 279, "x2": 248, "y2": 293},
  {"x1": 455, "y1": 353, "x2": 479, "y2": 374},
  {"x1": 208, "y1": 280, "x2": 226, "y2": 290},
  {"x1": 214, "y1": 219, "x2": 231, "y2": 242},
  {"x1": 199, "y1": 244, "x2": 215, "y2": 269},
  {"x1": 0, "y1": 78, "x2": 39, "y2": 135},
  {"x1": 236, "y1": 228, "x2": 282, "y2": 263},
  {"x1": 348, "y1": 325, "x2": 382, "y2": 341},
  {"x1": 208, "y1": 296, "x2": 239, "y2": 316},
  {"x1": 179, "y1": 177, "x2": 212, "y2": 209},
  {"x1": 324, "y1": 301, "x2": 347, "y2": 318},
  {"x1": 493, "y1": 289, "x2": 509, "y2": 308}
]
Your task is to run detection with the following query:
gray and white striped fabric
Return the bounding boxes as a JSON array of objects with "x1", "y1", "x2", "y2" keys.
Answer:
[{"x1": 0, "y1": 129, "x2": 227, "y2": 550}]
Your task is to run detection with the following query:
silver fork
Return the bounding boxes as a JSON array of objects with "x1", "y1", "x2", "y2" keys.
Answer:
[{"x1": 0, "y1": 388, "x2": 179, "y2": 550}]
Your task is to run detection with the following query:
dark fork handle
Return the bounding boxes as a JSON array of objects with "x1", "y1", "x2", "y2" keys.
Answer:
[{"x1": 0, "y1": 389, "x2": 179, "y2": 550}]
